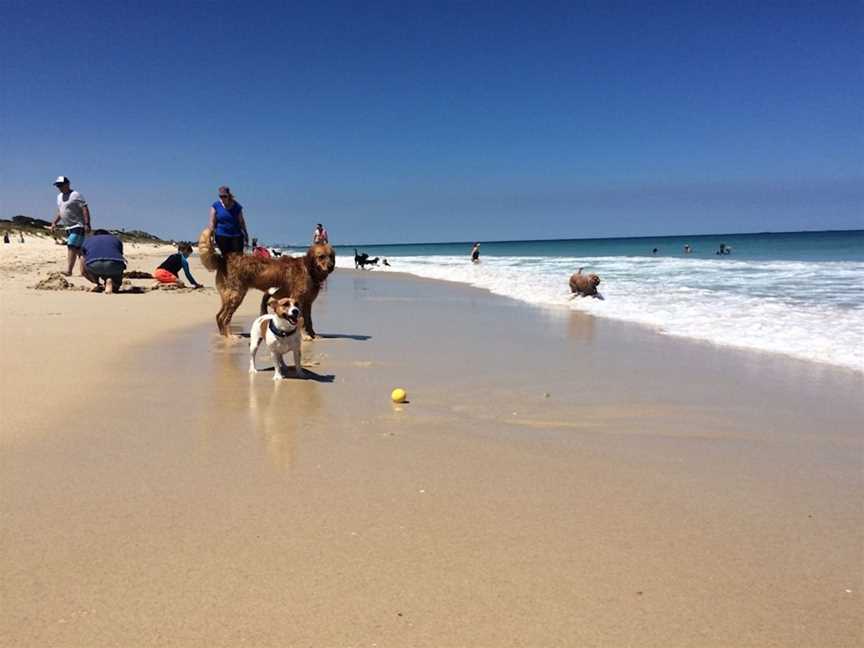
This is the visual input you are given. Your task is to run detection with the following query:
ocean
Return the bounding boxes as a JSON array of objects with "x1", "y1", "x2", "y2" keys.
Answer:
[{"x1": 293, "y1": 230, "x2": 864, "y2": 372}]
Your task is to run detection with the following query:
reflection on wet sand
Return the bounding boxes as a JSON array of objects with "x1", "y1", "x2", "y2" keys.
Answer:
[
  {"x1": 202, "y1": 331, "x2": 328, "y2": 473},
  {"x1": 567, "y1": 310, "x2": 596, "y2": 342}
]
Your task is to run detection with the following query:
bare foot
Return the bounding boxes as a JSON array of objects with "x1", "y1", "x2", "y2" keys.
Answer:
[{"x1": 104, "y1": 278, "x2": 114, "y2": 294}]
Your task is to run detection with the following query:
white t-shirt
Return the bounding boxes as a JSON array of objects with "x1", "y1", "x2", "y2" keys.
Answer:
[{"x1": 57, "y1": 191, "x2": 87, "y2": 229}]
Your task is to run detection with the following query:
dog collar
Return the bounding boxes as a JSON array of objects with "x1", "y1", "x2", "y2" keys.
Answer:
[{"x1": 269, "y1": 318, "x2": 296, "y2": 338}]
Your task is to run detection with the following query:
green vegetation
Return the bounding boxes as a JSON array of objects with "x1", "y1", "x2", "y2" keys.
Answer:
[{"x1": 0, "y1": 215, "x2": 171, "y2": 244}]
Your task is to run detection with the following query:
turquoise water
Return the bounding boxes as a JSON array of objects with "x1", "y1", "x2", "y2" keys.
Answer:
[{"x1": 332, "y1": 230, "x2": 864, "y2": 263}]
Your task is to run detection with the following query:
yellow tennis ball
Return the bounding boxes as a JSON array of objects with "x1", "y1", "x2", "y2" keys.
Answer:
[{"x1": 391, "y1": 388, "x2": 407, "y2": 403}]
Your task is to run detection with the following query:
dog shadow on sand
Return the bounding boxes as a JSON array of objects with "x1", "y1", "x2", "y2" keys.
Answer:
[
  {"x1": 314, "y1": 333, "x2": 371, "y2": 341},
  {"x1": 252, "y1": 366, "x2": 335, "y2": 383},
  {"x1": 233, "y1": 331, "x2": 371, "y2": 342}
]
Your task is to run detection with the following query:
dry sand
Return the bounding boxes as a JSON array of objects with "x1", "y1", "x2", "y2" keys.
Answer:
[{"x1": 1, "y1": 237, "x2": 862, "y2": 647}]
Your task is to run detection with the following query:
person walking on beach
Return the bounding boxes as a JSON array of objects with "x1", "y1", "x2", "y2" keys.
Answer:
[
  {"x1": 471, "y1": 242, "x2": 480, "y2": 263},
  {"x1": 49, "y1": 176, "x2": 91, "y2": 276},
  {"x1": 81, "y1": 229, "x2": 126, "y2": 293},
  {"x1": 208, "y1": 186, "x2": 248, "y2": 257},
  {"x1": 313, "y1": 223, "x2": 329, "y2": 244},
  {"x1": 154, "y1": 242, "x2": 203, "y2": 288},
  {"x1": 3, "y1": 232, "x2": 9, "y2": 244}
]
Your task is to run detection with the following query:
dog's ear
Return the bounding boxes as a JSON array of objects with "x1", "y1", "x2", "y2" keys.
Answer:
[{"x1": 267, "y1": 297, "x2": 278, "y2": 307}]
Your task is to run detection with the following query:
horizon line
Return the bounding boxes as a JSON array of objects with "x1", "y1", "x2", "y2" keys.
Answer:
[{"x1": 271, "y1": 227, "x2": 863, "y2": 249}]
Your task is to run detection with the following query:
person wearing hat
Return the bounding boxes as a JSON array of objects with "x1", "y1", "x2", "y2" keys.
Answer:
[
  {"x1": 207, "y1": 185, "x2": 248, "y2": 257},
  {"x1": 49, "y1": 176, "x2": 91, "y2": 276}
]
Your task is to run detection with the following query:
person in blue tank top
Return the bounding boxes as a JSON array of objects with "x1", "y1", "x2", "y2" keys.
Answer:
[{"x1": 207, "y1": 185, "x2": 249, "y2": 257}]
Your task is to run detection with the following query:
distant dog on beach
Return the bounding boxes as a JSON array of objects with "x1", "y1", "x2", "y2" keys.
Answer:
[
  {"x1": 354, "y1": 249, "x2": 368, "y2": 269},
  {"x1": 569, "y1": 268, "x2": 602, "y2": 298},
  {"x1": 198, "y1": 228, "x2": 335, "y2": 338},
  {"x1": 353, "y1": 249, "x2": 379, "y2": 269},
  {"x1": 249, "y1": 296, "x2": 303, "y2": 379}
]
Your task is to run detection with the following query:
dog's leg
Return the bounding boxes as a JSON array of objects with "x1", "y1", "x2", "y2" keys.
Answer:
[
  {"x1": 293, "y1": 344, "x2": 305, "y2": 378},
  {"x1": 301, "y1": 302, "x2": 316, "y2": 340},
  {"x1": 220, "y1": 287, "x2": 248, "y2": 338},
  {"x1": 271, "y1": 350, "x2": 286, "y2": 380},
  {"x1": 215, "y1": 271, "x2": 230, "y2": 335},
  {"x1": 216, "y1": 306, "x2": 230, "y2": 336},
  {"x1": 249, "y1": 329, "x2": 262, "y2": 374}
]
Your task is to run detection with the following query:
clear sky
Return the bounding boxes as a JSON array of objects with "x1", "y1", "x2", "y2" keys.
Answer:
[{"x1": 1, "y1": 1, "x2": 862, "y2": 244}]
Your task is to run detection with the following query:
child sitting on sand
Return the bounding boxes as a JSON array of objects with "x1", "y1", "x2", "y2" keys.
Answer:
[{"x1": 154, "y1": 243, "x2": 203, "y2": 288}]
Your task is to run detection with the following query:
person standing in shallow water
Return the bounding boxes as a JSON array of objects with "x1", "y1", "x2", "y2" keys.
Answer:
[
  {"x1": 313, "y1": 223, "x2": 329, "y2": 244},
  {"x1": 208, "y1": 186, "x2": 248, "y2": 257},
  {"x1": 471, "y1": 243, "x2": 480, "y2": 263}
]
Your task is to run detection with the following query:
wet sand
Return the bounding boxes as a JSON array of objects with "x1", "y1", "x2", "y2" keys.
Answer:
[{"x1": 1, "y1": 263, "x2": 862, "y2": 647}]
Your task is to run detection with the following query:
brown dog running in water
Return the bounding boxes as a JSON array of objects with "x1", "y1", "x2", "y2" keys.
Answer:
[
  {"x1": 569, "y1": 268, "x2": 601, "y2": 298},
  {"x1": 198, "y1": 228, "x2": 336, "y2": 337}
]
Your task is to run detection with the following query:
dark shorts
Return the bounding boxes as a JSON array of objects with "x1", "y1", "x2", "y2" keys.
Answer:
[
  {"x1": 215, "y1": 235, "x2": 245, "y2": 255},
  {"x1": 86, "y1": 259, "x2": 125, "y2": 283}
]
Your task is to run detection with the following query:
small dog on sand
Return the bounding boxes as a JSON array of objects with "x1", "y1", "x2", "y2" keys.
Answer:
[
  {"x1": 569, "y1": 268, "x2": 602, "y2": 298},
  {"x1": 249, "y1": 296, "x2": 304, "y2": 380}
]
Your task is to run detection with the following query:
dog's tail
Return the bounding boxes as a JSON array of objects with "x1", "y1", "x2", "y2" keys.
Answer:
[{"x1": 198, "y1": 228, "x2": 223, "y2": 272}]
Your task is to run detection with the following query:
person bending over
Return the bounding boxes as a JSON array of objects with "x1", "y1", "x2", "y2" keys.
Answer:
[
  {"x1": 81, "y1": 230, "x2": 126, "y2": 293},
  {"x1": 154, "y1": 242, "x2": 203, "y2": 288}
]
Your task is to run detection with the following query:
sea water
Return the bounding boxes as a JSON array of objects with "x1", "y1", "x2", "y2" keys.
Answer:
[{"x1": 305, "y1": 230, "x2": 863, "y2": 372}]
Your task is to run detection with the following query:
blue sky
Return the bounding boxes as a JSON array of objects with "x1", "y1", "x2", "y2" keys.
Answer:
[{"x1": 1, "y1": 1, "x2": 861, "y2": 244}]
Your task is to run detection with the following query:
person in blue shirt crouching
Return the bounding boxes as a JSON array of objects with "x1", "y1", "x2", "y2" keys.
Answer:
[{"x1": 81, "y1": 230, "x2": 126, "y2": 294}]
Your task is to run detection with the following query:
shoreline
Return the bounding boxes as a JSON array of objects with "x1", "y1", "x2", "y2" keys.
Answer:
[
  {"x1": 2, "y1": 249, "x2": 862, "y2": 646},
  {"x1": 340, "y1": 266, "x2": 864, "y2": 376}
]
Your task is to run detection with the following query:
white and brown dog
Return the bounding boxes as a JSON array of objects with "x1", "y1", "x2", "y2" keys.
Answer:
[{"x1": 249, "y1": 296, "x2": 304, "y2": 379}]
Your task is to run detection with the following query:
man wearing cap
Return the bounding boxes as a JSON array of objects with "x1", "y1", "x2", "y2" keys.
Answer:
[{"x1": 49, "y1": 176, "x2": 92, "y2": 276}]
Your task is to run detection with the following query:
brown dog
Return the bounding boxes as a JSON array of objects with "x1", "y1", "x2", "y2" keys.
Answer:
[
  {"x1": 569, "y1": 268, "x2": 601, "y2": 297},
  {"x1": 198, "y1": 228, "x2": 336, "y2": 337}
]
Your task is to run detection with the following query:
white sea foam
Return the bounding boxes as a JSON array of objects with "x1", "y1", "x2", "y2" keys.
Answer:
[{"x1": 337, "y1": 254, "x2": 864, "y2": 372}]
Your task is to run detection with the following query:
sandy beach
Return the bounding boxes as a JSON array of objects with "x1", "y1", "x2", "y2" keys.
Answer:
[{"x1": 1, "y1": 237, "x2": 862, "y2": 647}]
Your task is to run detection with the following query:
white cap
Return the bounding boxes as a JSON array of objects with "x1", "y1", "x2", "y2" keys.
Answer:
[{"x1": 53, "y1": 176, "x2": 70, "y2": 186}]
